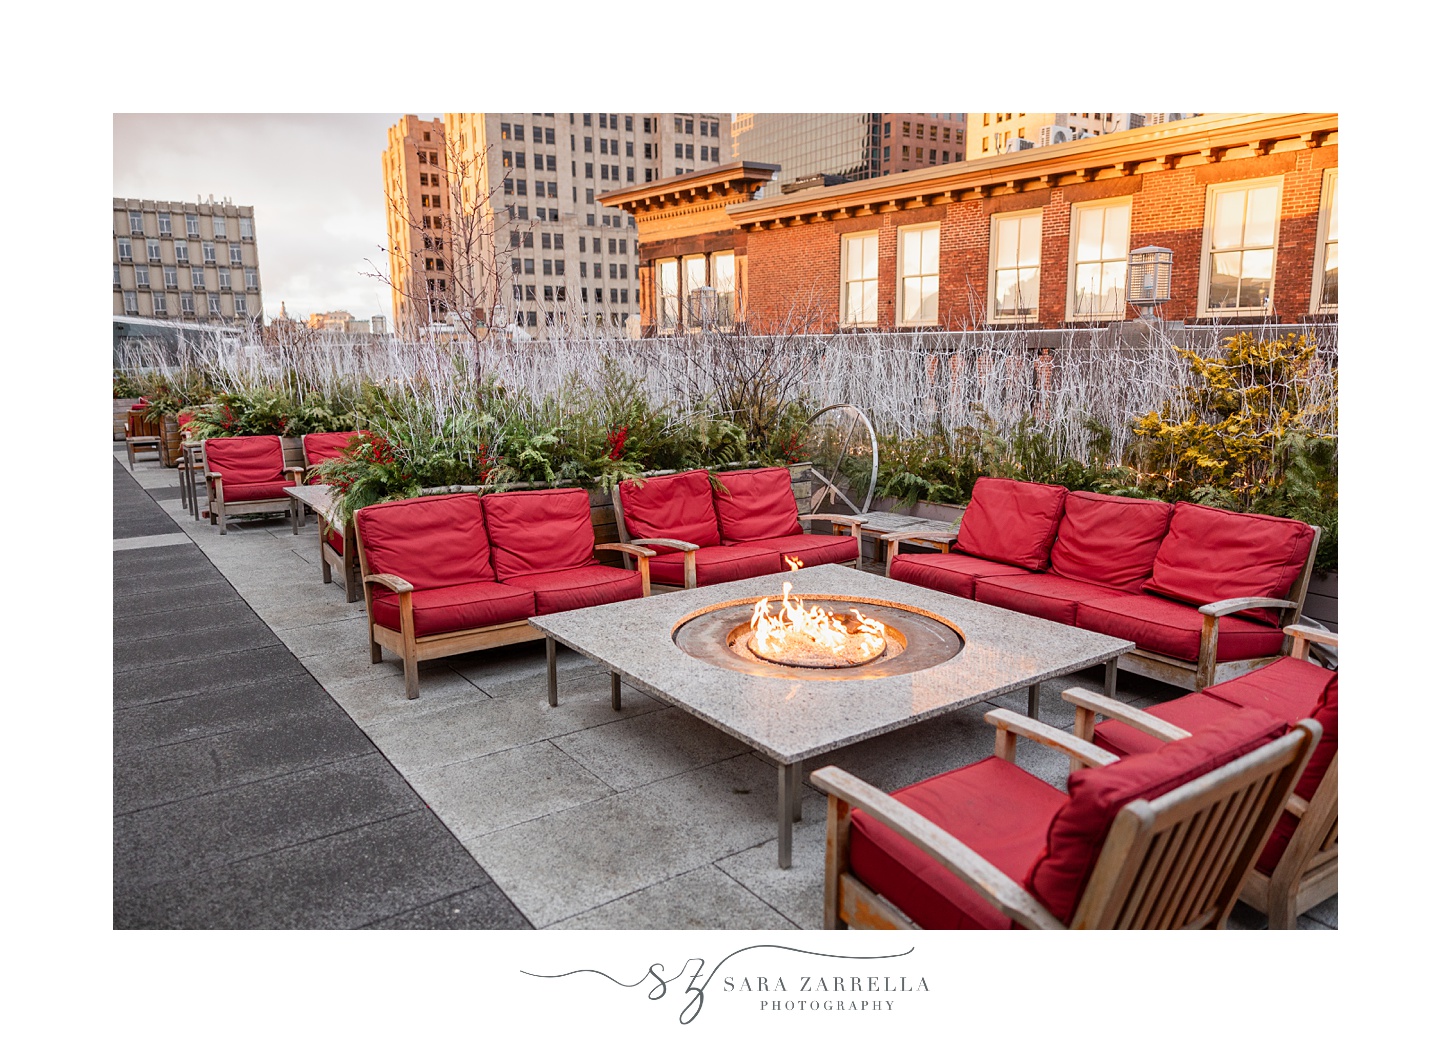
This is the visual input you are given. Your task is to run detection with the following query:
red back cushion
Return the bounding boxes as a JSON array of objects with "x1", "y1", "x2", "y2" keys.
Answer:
[
  {"x1": 483, "y1": 488, "x2": 596, "y2": 580},
  {"x1": 1300, "y1": 671, "x2": 1337, "y2": 800},
  {"x1": 713, "y1": 468, "x2": 802, "y2": 543},
  {"x1": 1027, "y1": 707, "x2": 1287, "y2": 924},
  {"x1": 1049, "y1": 492, "x2": 1173, "y2": 593},
  {"x1": 303, "y1": 431, "x2": 360, "y2": 467},
  {"x1": 355, "y1": 493, "x2": 493, "y2": 589},
  {"x1": 953, "y1": 477, "x2": 1067, "y2": 571},
  {"x1": 619, "y1": 469, "x2": 720, "y2": 548},
  {"x1": 1144, "y1": 503, "x2": 1316, "y2": 623},
  {"x1": 204, "y1": 436, "x2": 285, "y2": 484}
]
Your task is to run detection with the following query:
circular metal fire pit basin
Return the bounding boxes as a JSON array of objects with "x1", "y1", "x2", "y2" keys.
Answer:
[{"x1": 672, "y1": 595, "x2": 964, "y2": 681}]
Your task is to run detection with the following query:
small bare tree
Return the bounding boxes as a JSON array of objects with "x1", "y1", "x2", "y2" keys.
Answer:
[{"x1": 370, "y1": 122, "x2": 531, "y2": 347}]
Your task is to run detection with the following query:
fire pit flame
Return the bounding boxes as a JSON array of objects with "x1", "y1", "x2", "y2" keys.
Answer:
[{"x1": 746, "y1": 569, "x2": 888, "y2": 669}]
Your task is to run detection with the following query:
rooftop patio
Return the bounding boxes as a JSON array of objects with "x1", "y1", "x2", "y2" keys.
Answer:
[{"x1": 113, "y1": 445, "x2": 1336, "y2": 930}]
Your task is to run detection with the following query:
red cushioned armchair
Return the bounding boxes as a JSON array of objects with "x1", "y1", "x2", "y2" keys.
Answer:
[
  {"x1": 356, "y1": 490, "x2": 651, "y2": 700},
  {"x1": 201, "y1": 435, "x2": 304, "y2": 535},
  {"x1": 1065, "y1": 624, "x2": 1339, "y2": 929},
  {"x1": 611, "y1": 467, "x2": 862, "y2": 590},
  {"x1": 812, "y1": 699, "x2": 1319, "y2": 929}
]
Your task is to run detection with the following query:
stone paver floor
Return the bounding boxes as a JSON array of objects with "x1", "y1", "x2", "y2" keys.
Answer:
[{"x1": 113, "y1": 446, "x2": 1336, "y2": 930}]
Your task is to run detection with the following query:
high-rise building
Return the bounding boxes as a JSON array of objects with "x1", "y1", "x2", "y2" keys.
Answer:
[
  {"x1": 964, "y1": 113, "x2": 1200, "y2": 157},
  {"x1": 383, "y1": 112, "x2": 727, "y2": 337},
  {"x1": 879, "y1": 114, "x2": 968, "y2": 176},
  {"x1": 730, "y1": 113, "x2": 880, "y2": 197},
  {"x1": 112, "y1": 196, "x2": 263, "y2": 325}
]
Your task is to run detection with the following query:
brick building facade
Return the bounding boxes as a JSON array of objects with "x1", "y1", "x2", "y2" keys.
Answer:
[{"x1": 600, "y1": 113, "x2": 1338, "y2": 335}]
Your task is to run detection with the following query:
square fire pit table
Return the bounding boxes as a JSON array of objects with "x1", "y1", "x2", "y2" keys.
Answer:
[{"x1": 530, "y1": 563, "x2": 1132, "y2": 868}]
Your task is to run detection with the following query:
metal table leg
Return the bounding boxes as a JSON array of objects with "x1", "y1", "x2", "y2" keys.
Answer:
[
  {"x1": 546, "y1": 637, "x2": 558, "y2": 707},
  {"x1": 1104, "y1": 656, "x2": 1119, "y2": 700},
  {"x1": 610, "y1": 671, "x2": 621, "y2": 711},
  {"x1": 1028, "y1": 682, "x2": 1041, "y2": 720},
  {"x1": 777, "y1": 762, "x2": 801, "y2": 869}
]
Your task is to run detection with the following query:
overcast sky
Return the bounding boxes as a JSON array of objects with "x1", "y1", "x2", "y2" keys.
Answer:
[{"x1": 114, "y1": 114, "x2": 442, "y2": 329}]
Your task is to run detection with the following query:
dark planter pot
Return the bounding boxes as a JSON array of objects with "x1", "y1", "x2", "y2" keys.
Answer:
[{"x1": 1303, "y1": 570, "x2": 1338, "y2": 632}]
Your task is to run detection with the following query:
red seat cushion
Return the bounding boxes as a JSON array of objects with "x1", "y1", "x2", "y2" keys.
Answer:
[
  {"x1": 1093, "y1": 693, "x2": 1241, "y2": 758},
  {"x1": 204, "y1": 436, "x2": 286, "y2": 485},
  {"x1": 482, "y1": 488, "x2": 596, "y2": 581},
  {"x1": 1144, "y1": 503, "x2": 1316, "y2": 624},
  {"x1": 371, "y1": 581, "x2": 535, "y2": 637},
  {"x1": 975, "y1": 573, "x2": 1129, "y2": 627},
  {"x1": 953, "y1": 477, "x2": 1067, "y2": 571},
  {"x1": 1028, "y1": 707, "x2": 1287, "y2": 924},
  {"x1": 356, "y1": 494, "x2": 494, "y2": 589},
  {"x1": 501, "y1": 564, "x2": 643, "y2": 615},
  {"x1": 221, "y1": 479, "x2": 296, "y2": 503},
  {"x1": 729, "y1": 533, "x2": 858, "y2": 570},
  {"x1": 647, "y1": 544, "x2": 782, "y2": 587},
  {"x1": 619, "y1": 469, "x2": 721, "y2": 549},
  {"x1": 1049, "y1": 492, "x2": 1173, "y2": 593},
  {"x1": 848, "y1": 756, "x2": 1069, "y2": 930},
  {"x1": 712, "y1": 467, "x2": 802, "y2": 542},
  {"x1": 888, "y1": 550, "x2": 1029, "y2": 600},
  {"x1": 1076, "y1": 593, "x2": 1286, "y2": 663},
  {"x1": 302, "y1": 431, "x2": 360, "y2": 481}
]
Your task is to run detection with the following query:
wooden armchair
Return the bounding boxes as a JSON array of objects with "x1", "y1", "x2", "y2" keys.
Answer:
[
  {"x1": 1065, "y1": 623, "x2": 1338, "y2": 928},
  {"x1": 812, "y1": 700, "x2": 1319, "y2": 930},
  {"x1": 201, "y1": 435, "x2": 304, "y2": 535}
]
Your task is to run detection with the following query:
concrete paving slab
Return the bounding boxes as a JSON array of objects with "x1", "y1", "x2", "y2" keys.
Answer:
[
  {"x1": 548, "y1": 865, "x2": 796, "y2": 930},
  {"x1": 115, "y1": 809, "x2": 498, "y2": 929},
  {"x1": 114, "y1": 676, "x2": 341, "y2": 754},
  {"x1": 550, "y1": 706, "x2": 752, "y2": 791},
  {"x1": 465, "y1": 753, "x2": 803, "y2": 926},
  {"x1": 113, "y1": 599, "x2": 264, "y2": 643},
  {"x1": 113, "y1": 645, "x2": 314, "y2": 709},
  {"x1": 115, "y1": 533, "x2": 194, "y2": 552},
  {"x1": 114, "y1": 753, "x2": 423, "y2": 887},
  {"x1": 409, "y1": 740, "x2": 616, "y2": 840},
  {"x1": 714, "y1": 803, "x2": 830, "y2": 930},
  {"x1": 114, "y1": 580, "x2": 237, "y2": 619},
  {"x1": 363, "y1": 679, "x2": 664, "y2": 773},
  {"x1": 359, "y1": 882, "x2": 533, "y2": 929},
  {"x1": 114, "y1": 619, "x2": 280, "y2": 672}
]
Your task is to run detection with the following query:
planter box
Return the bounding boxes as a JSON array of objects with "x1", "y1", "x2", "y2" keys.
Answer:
[
  {"x1": 1303, "y1": 570, "x2": 1338, "y2": 633},
  {"x1": 114, "y1": 399, "x2": 141, "y2": 441}
]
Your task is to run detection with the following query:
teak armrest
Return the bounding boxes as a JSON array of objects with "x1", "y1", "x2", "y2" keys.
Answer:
[
  {"x1": 811, "y1": 765, "x2": 1063, "y2": 930},
  {"x1": 1198, "y1": 596, "x2": 1297, "y2": 617},
  {"x1": 800, "y1": 513, "x2": 864, "y2": 534},
  {"x1": 598, "y1": 543, "x2": 655, "y2": 559},
  {"x1": 1062, "y1": 686, "x2": 1191, "y2": 746},
  {"x1": 1285, "y1": 623, "x2": 1338, "y2": 663},
  {"x1": 363, "y1": 573, "x2": 414, "y2": 594},
  {"x1": 983, "y1": 707, "x2": 1119, "y2": 768},
  {"x1": 630, "y1": 537, "x2": 699, "y2": 553}
]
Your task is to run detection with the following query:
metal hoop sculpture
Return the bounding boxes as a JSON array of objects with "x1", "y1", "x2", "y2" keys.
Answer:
[{"x1": 799, "y1": 403, "x2": 878, "y2": 515}]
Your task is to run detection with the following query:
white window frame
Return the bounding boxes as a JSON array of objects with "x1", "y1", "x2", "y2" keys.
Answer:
[
  {"x1": 1197, "y1": 175, "x2": 1284, "y2": 318},
  {"x1": 185, "y1": 214, "x2": 199, "y2": 237},
  {"x1": 656, "y1": 258, "x2": 680, "y2": 330},
  {"x1": 128, "y1": 211, "x2": 143, "y2": 234},
  {"x1": 988, "y1": 209, "x2": 1044, "y2": 323},
  {"x1": 174, "y1": 242, "x2": 189, "y2": 264},
  {"x1": 1309, "y1": 168, "x2": 1338, "y2": 315},
  {"x1": 711, "y1": 250, "x2": 736, "y2": 325},
  {"x1": 840, "y1": 231, "x2": 879, "y2": 327},
  {"x1": 117, "y1": 239, "x2": 133, "y2": 262},
  {"x1": 229, "y1": 243, "x2": 243, "y2": 264},
  {"x1": 895, "y1": 222, "x2": 940, "y2": 327},
  {"x1": 212, "y1": 215, "x2": 228, "y2": 238},
  {"x1": 1066, "y1": 197, "x2": 1132, "y2": 321}
]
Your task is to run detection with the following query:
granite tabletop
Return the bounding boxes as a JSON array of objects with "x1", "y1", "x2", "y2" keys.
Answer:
[{"x1": 531, "y1": 564, "x2": 1133, "y2": 764}]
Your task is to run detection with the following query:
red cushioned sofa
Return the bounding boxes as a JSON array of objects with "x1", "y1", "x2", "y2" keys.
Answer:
[
  {"x1": 356, "y1": 489, "x2": 652, "y2": 700},
  {"x1": 811, "y1": 698, "x2": 1320, "y2": 929},
  {"x1": 202, "y1": 435, "x2": 305, "y2": 535},
  {"x1": 610, "y1": 466, "x2": 863, "y2": 589},
  {"x1": 882, "y1": 477, "x2": 1321, "y2": 691},
  {"x1": 1066, "y1": 623, "x2": 1338, "y2": 929}
]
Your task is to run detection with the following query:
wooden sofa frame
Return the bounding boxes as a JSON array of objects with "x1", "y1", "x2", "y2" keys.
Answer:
[
  {"x1": 357, "y1": 508, "x2": 654, "y2": 700},
  {"x1": 201, "y1": 437, "x2": 305, "y2": 536},
  {"x1": 812, "y1": 699, "x2": 1320, "y2": 930},
  {"x1": 1065, "y1": 623, "x2": 1338, "y2": 929},
  {"x1": 882, "y1": 525, "x2": 1321, "y2": 692},
  {"x1": 610, "y1": 478, "x2": 865, "y2": 591}
]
